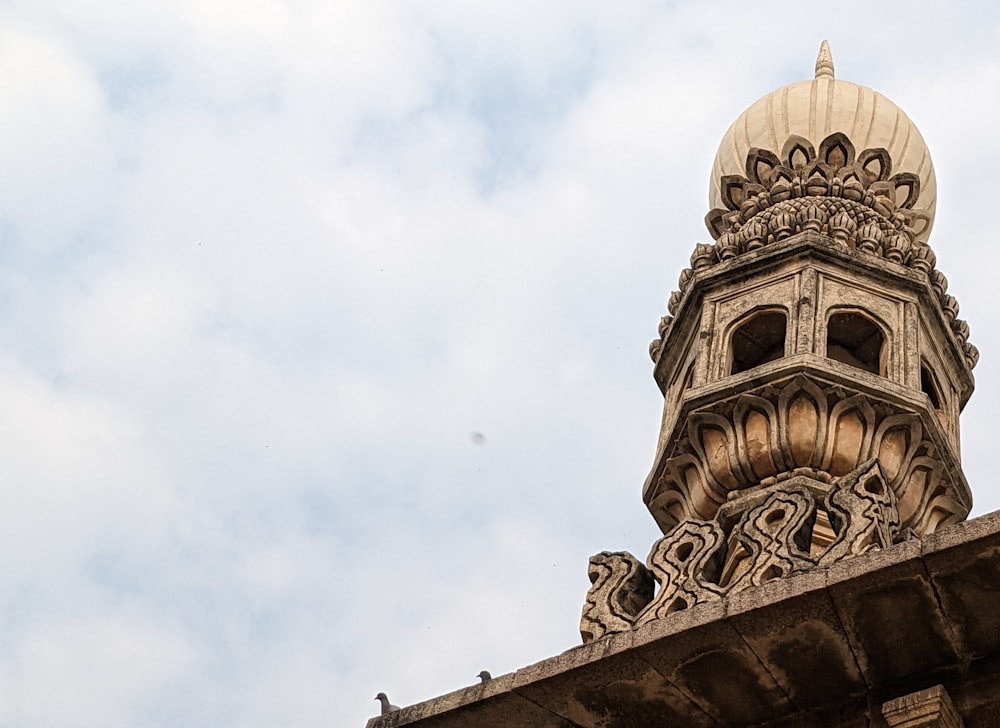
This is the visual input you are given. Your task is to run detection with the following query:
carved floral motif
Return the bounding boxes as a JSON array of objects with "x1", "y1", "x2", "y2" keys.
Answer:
[
  {"x1": 705, "y1": 132, "x2": 926, "y2": 246},
  {"x1": 648, "y1": 375, "x2": 968, "y2": 537}
]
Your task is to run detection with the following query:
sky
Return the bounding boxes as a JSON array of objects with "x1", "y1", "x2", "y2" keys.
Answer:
[{"x1": 1, "y1": 2, "x2": 1000, "y2": 726}]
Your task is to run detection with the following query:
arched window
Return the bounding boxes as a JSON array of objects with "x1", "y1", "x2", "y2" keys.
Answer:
[
  {"x1": 921, "y1": 362, "x2": 942, "y2": 410},
  {"x1": 730, "y1": 309, "x2": 787, "y2": 375},
  {"x1": 826, "y1": 310, "x2": 886, "y2": 376},
  {"x1": 920, "y1": 360, "x2": 950, "y2": 432}
]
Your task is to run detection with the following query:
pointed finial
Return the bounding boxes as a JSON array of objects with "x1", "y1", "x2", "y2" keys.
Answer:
[{"x1": 815, "y1": 40, "x2": 835, "y2": 79}]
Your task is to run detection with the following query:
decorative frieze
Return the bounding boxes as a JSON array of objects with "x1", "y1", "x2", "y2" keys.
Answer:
[
  {"x1": 646, "y1": 374, "x2": 969, "y2": 537},
  {"x1": 580, "y1": 458, "x2": 917, "y2": 644},
  {"x1": 705, "y1": 133, "x2": 927, "y2": 250}
]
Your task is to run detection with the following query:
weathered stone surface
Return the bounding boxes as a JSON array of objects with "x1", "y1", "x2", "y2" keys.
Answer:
[
  {"x1": 514, "y1": 636, "x2": 715, "y2": 728},
  {"x1": 949, "y1": 659, "x2": 1000, "y2": 727},
  {"x1": 882, "y1": 684, "x2": 964, "y2": 728},
  {"x1": 633, "y1": 519, "x2": 725, "y2": 627},
  {"x1": 725, "y1": 568, "x2": 865, "y2": 711},
  {"x1": 579, "y1": 551, "x2": 654, "y2": 644},
  {"x1": 724, "y1": 485, "x2": 816, "y2": 589},
  {"x1": 632, "y1": 600, "x2": 791, "y2": 726},
  {"x1": 826, "y1": 538, "x2": 961, "y2": 686},
  {"x1": 364, "y1": 672, "x2": 571, "y2": 728},
  {"x1": 622, "y1": 51, "x2": 977, "y2": 684},
  {"x1": 585, "y1": 470, "x2": 918, "y2": 645},
  {"x1": 922, "y1": 511, "x2": 1000, "y2": 660},
  {"x1": 820, "y1": 459, "x2": 900, "y2": 564}
]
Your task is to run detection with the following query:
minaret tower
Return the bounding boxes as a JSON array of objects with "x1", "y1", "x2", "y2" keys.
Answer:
[
  {"x1": 370, "y1": 44, "x2": 1000, "y2": 728},
  {"x1": 582, "y1": 42, "x2": 978, "y2": 640}
]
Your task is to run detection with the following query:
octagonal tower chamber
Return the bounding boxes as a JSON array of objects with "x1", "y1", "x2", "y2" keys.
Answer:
[{"x1": 580, "y1": 42, "x2": 978, "y2": 645}]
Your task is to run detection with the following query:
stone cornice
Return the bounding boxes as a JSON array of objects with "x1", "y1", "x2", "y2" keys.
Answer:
[{"x1": 366, "y1": 512, "x2": 1000, "y2": 727}]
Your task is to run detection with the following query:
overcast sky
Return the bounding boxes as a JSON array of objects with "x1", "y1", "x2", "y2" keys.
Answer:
[{"x1": 2, "y1": 2, "x2": 1000, "y2": 726}]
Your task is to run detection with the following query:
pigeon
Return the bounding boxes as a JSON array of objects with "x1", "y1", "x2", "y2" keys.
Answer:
[
  {"x1": 476, "y1": 670, "x2": 492, "y2": 683},
  {"x1": 374, "y1": 692, "x2": 399, "y2": 716}
]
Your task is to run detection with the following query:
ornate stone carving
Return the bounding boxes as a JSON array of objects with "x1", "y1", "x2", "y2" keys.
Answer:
[
  {"x1": 964, "y1": 341, "x2": 980, "y2": 369},
  {"x1": 829, "y1": 210, "x2": 857, "y2": 245},
  {"x1": 580, "y1": 551, "x2": 654, "y2": 644},
  {"x1": 930, "y1": 269, "x2": 948, "y2": 299},
  {"x1": 648, "y1": 338, "x2": 663, "y2": 361},
  {"x1": 710, "y1": 45, "x2": 938, "y2": 246},
  {"x1": 689, "y1": 242, "x2": 716, "y2": 270},
  {"x1": 678, "y1": 267, "x2": 694, "y2": 293},
  {"x1": 819, "y1": 459, "x2": 901, "y2": 564},
  {"x1": 648, "y1": 375, "x2": 969, "y2": 536},
  {"x1": 634, "y1": 520, "x2": 725, "y2": 626},
  {"x1": 705, "y1": 132, "x2": 929, "y2": 250},
  {"x1": 910, "y1": 245, "x2": 936, "y2": 274},
  {"x1": 686, "y1": 128, "x2": 976, "y2": 363},
  {"x1": 857, "y1": 221, "x2": 883, "y2": 253},
  {"x1": 667, "y1": 289, "x2": 682, "y2": 316},
  {"x1": 649, "y1": 234, "x2": 975, "y2": 377},
  {"x1": 582, "y1": 467, "x2": 914, "y2": 642},
  {"x1": 722, "y1": 487, "x2": 816, "y2": 588}
]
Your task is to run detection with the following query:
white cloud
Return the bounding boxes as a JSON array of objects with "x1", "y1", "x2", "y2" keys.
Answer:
[
  {"x1": 0, "y1": 616, "x2": 194, "y2": 727},
  {"x1": 0, "y1": 20, "x2": 117, "y2": 254}
]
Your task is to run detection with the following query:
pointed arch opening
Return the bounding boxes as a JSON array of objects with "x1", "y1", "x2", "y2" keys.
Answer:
[
  {"x1": 730, "y1": 309, "x2": 788, "y2": 375},
  {"x1": 826, "y1": 310, "x2": 886, "y2": 376},
  {"x1": 921, "y1": 362, "x2": 942, "y2": 410}
]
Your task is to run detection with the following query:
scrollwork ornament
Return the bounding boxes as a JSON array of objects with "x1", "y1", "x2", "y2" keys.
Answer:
[
  {"x1": 580, "y1": 551, "x2": 654, "y2": 644},
  {"x1": 634, "y1": 520, "x2": 726, "y2": 626}
]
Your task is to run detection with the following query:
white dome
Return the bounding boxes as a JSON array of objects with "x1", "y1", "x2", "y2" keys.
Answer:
[{"x1": 709, "y1": 42, "x2": 936, "y2": 243}]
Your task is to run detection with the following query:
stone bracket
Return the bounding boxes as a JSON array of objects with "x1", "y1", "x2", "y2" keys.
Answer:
[{"x1": 881, "y1": 684, "x2": 964, "y2": 728}]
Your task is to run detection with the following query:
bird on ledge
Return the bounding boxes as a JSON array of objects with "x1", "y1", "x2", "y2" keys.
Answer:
[{"x1": 374, "y1": 692, "x2": 399, "y2": 716}]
